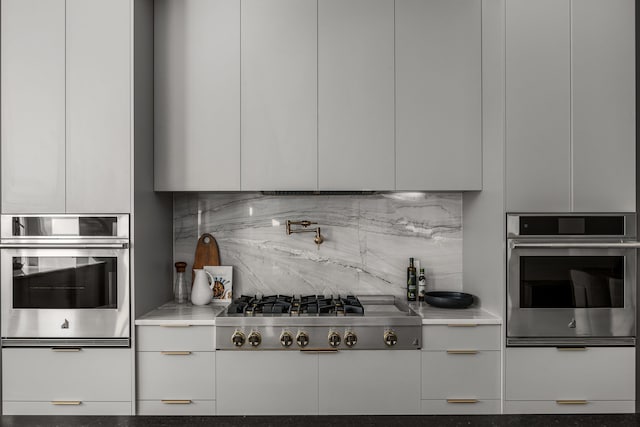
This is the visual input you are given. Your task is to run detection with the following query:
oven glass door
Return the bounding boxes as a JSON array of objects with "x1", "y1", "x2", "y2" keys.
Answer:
[
  {"x1": 1, "y1": 248, "x2": 129, "y2": 340},
  {"x1": 13, "y1": 256, "x2": 117, "y2": 309},
  {"x1": 507, "y1": 246, "x2": 636, "y2": 340}
]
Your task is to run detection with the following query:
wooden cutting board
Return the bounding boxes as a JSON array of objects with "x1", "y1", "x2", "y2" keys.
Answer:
[{"x1": 192, "y1": 233, "x2": 221, "y2": 283}]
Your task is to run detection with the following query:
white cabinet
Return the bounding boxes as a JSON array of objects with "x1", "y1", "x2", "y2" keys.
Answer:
[
  {"x1": 317, "y1": 0, "x2": 395, "y2": 191},
  {"x1": 318, "y1": 350, "x2": 420, "y2": 415},
  {"x1": 395, "y1": 0, "x2": 482, "y2": 191},
  {"x1": 66, "y1": 0, "x2": 131, "y2": 213},
  {"x1": 154, "y1": 0, "x2": 240, "y2": 191},
  {"x1": 136, "y1": 325, "x2": 216, "y2": 416},
  {"x1": 506, "y1": 0, "x2": 635, "y2": 213},
  {"x1": 505, "y1": 347, "x2": 635, "y2": 414},
  {"x1": 1, "y1": 0, "x2": 132, "y2": 214},
  {"x1": 216, "y1": 351, "x2": 319, "y2": 415},
  {"x1": 505, "y1": 0, "x2": 571, "y2": 213},
  {"x1": 421, "y1": 324, "x2": 500, "y2": 415},
  {"x1": 1, "y1": 0, "x2": 66, "y2": 213},
  {"x1": 571, "y1": 0, "x2": 635, "y2": 212},
  {"x1": 241, "y1": 0, "x2": 317, "y2": 191},
  {"x1": 2, "y1": 348, "x2": 132, "y2": 415}
]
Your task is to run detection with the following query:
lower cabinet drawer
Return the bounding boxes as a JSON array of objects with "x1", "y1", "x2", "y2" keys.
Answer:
[
  {"x1": 3, "y1": 401, "x2": 132, "y2": 416},
  {"x1": 422, "y1": 350, "x2": 500, "y2": 400},
  {"x1": 137, "y1": 351, "x2": 215, "y2": 400},
  {"x1": 504, "y1": 400, "x2": 635, "y2": 414},
  {"x1": 506, "y1": 347, "x2": 635, "y2": 401},
  {"x1": 137, "y1": 400, "x2": 216, "y2": 416},
  {"x1": 2, "y1": 348, "x2": 132, "y2": 402},
  {"x1": 421, "y1": 399, "x2": 500, "y2": 415}
]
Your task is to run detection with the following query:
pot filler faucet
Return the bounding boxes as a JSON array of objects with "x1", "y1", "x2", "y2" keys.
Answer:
[{"x1": 286, "y1": 220, "x2": 324, "y2": 247}]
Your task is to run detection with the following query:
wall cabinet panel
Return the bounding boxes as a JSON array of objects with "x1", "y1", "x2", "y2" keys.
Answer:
[
  {"x1": 154, "y1": 0, "x2": 240, "y2": 191},
  {"x1": 395, "y1": 0, "x2": 482, "y2": 191},
  {"x1": 318, "y1": 0, "x2": 395, "y2": 190},
  {"x1": 241, "y1": 0, "x2": 317, "y2": 190},
  {"x1": 1, "y1": 0, "x2": 66, "y2": 213}
]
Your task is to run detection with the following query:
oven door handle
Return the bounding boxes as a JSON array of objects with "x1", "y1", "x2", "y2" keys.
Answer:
[
  {"x1": 0, "y1": 243, "x2": 128, "y2": 249},
  {"x1": 509, "y1": 241, "x2": 640, "y2": 249}
]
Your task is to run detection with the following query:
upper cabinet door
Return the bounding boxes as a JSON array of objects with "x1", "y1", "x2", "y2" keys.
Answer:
[
  {"x1": 66, "y1": 0, "x2": 131, "y2": 213},
  {"x1": 241, "y1": 0, "x2": 317, "y2": 191},
  {"x1": 155, "y1": 0, "x2": 240, "y2": 191},
  {"x1": 395, "y1": 0, "x2": 482, "y2": 191},
  {"x1": 318, "y1": 0, "x2": 395, "y2": 190},
  {"x1": 1, "y1": 0, "x2": 66, "y2": 213},
  {"x1": 571, "y1": 0, "x2": 635, "y2": 212},
  {"x1": 505, "y1": 0, "x2": 571, "y2": 212}
]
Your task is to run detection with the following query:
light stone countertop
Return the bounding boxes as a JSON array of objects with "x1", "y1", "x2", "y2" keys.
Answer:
[
  {"x1": 135, "y1": 300, "x2": 502, "y2": 326},
  {"x1": 409, "y1": 302, "x2": 502, "y2": 325},
  {"x1": 135, "y1": 302, "x2": 228, "y2": 326}
]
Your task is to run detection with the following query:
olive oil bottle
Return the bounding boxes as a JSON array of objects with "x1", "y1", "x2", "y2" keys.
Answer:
[{"x1": 407, "y1": 258, "x2": 417, "y2": 301}]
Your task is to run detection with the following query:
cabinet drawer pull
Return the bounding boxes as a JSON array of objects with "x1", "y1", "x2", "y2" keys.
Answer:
[
  {"x1": 51, "y1": 401, "x2": 82, "y2": 405},
  {"x1": 556, "y1": 400, "x2": 588, "y2": 405},
  {"x1": 160, "y1": 324, "x2": 192, "y2": 328},
  {"x1": 557, "y1": 347, "x2": 587, "y2": 351},
  {"x1": 446, "y1": 399, "x2": 478, "y2": 404},
  {"x1": 447, "y1": 324, "x2": 478, "y2": 327},
  {"x1": 300, "y1": 348, "x2": 339, "y2": 354},
  {"x1": 446, "y1": 350, "x2": 478, "y2": 355},
  {"x1": 160, "y1": 351, "x2": 192, "y2": 355},
  {"x1": 161, "y1": 400, "x2": 192, "y2": 405},
  {"x1": 51, "y1": 347, "x2": 81, "y2": 352}
]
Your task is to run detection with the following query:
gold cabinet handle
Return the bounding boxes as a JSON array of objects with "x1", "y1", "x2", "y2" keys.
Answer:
[
  {"x1": 447, "y1": 399, "x2": 478, "y2": 404},
  {"x1": 556, "y1": 400, "x2": 588, "y2": 405},
  {"x1": 161, "y1": 400, "x2": 192, "y2": 404},
  {"x1": 447, "y1": 324, "x2": 478, "y2": 327},
  {"x1": 557, "y1": 347, "x2": 587, "y2": 351},
  {"x1": 300, "y1": 348, "x2": 339, "y2": 354},
  {"x1": 160, "y1": 351, "x2": 192, "y2": 355},
  {"x1": 446, "y1": 350, "x2": 478, "y2": 355},
  {"x1": 51, "y1": 347, "x2": 81, "y2": 352},
  {"x1": 51, "y1": 401, "x2": 82, "y2": 405}
]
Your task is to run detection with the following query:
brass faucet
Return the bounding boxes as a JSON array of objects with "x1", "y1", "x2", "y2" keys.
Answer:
[{"x1": 286, "y1": 220, "x2": 324, "y2": 247}]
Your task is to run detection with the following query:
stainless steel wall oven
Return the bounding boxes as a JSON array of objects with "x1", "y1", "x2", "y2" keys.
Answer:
[
  {"x1": 0, "y1": 215, "x2": 130, "y2": 347},
  {"x1": 507, "y1": 213, "x2": 637, "y2": 347}
]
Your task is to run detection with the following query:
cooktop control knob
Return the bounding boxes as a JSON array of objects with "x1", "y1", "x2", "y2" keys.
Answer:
[
  {"x1": 231, "y1": 330, "x2": 246, "y2": 347},
  {"x1": 248, "y1": 331, "x2": 262, "y2": 347},
  {"x1": 296, "y1": 331, "x2": 309, "y2": 348},
  {"x1": 280, "y1": 330, "x2": 293, "y2": 347},
  {"x1": 384, "y1": 330, "x2": 398, "y2": 347},
  {"x1": 328, "y1": 331, "x2": 341, "y2": 348},
  {"x1": 344, "y1": 331, "x2": 357, "y2": 347}
]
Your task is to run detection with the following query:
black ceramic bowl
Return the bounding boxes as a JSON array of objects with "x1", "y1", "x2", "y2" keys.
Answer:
[{"x1": 424, "y1": 291, "x2": 474, "y2": 309}]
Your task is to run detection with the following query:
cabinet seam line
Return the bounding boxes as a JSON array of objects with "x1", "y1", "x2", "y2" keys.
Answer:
[{"x1": 569, "y1": 0, "x2": 574, "y2": 212}]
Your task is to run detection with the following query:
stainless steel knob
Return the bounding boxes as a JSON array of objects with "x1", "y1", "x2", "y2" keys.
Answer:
[
  {"x1": 231, "y1": 330, "x2": 246, "y2": 347},
  {"x1": 384, "y1": 330, "x2": 398, "y2": 347},
  {"x1": 344, "y1": 331, "x2": 357, "y2": 347},
  {"x1": 248, "y1": 331, "x2": 262, "y2": 347},
  {"x1": 296, "y1": 331, "x2": 309, "y2": 348},
  {"x1": 328, "y1": 331, "x2": 341, "y2": 348},
  {"x1": 280, "y1": 330, "x2": 293, "y2": 347}
]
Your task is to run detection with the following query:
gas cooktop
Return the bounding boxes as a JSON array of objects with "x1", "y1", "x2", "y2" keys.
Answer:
[{"x1": 216, "y1": 295, "x2": 422, "y2": 350}]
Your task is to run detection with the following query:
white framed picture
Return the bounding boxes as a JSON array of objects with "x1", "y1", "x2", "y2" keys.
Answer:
[{"x1": 203, "y1": 265, "x2": 233, "y2": 300}]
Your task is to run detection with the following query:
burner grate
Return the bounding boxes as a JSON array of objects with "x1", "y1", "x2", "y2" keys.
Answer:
[{"x1": 226, "y1": 294, "x2": 365, "y2": 317}]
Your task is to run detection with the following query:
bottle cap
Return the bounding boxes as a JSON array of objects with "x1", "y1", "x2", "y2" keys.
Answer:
[
  {"x1": 420, "y1": 268, "x2": 424, "y2": 273},
  {"x1": 175, "y1": 261, "x2": 187, "y2": 273}
]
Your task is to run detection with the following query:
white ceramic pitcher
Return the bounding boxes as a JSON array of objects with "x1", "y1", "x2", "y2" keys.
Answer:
[{"x1": 191, "y1": 269, "x2": 214, "y2": 306}]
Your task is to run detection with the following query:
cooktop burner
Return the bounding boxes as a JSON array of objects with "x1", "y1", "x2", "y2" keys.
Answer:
[{"x1": 226, "y1": 294, "x2": 365, "y2": 316}]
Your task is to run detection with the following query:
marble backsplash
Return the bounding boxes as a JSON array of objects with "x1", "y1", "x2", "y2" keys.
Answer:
[{"x1": 174, "y1": 192, "x2": 462, "y2": 299}]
